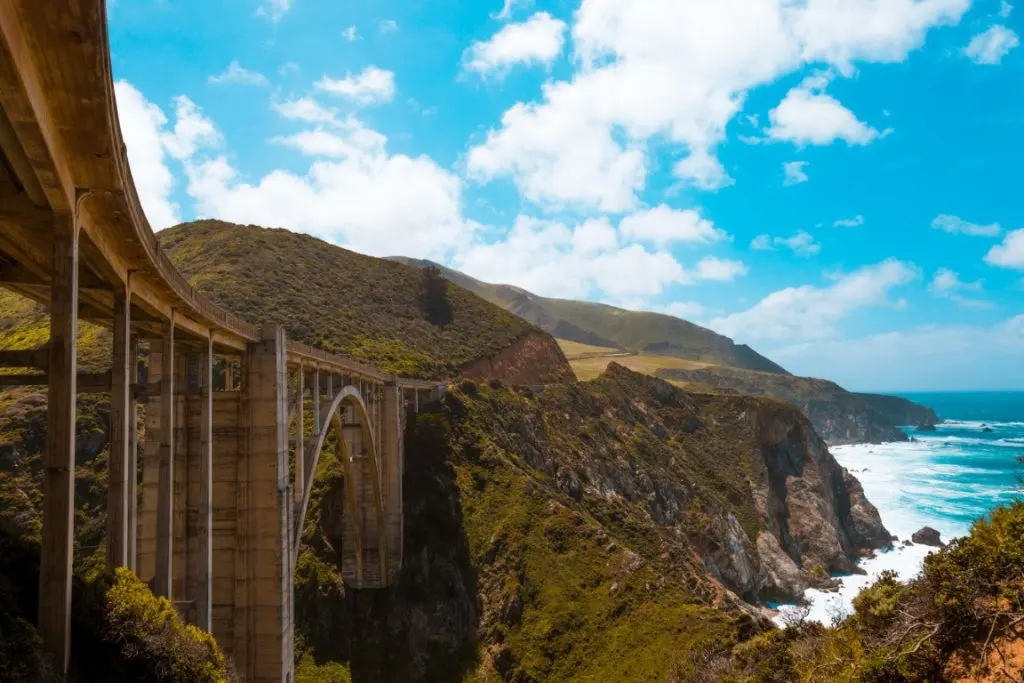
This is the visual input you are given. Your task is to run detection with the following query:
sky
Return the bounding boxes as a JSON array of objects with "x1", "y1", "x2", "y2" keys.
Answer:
[{"x1": 107, "y1": 0, "x2": 1024, "y2": 392}]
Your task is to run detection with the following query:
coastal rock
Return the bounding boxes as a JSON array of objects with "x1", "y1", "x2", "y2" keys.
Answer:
[
  {"x1": 911, "y1": 527, "x2": 944, "y2": 547},
  {"x1": 755, "y1": 532, "x2": 806, "y2": 602},
  {"x1": 982, "y1": 426, "x2": 994, "y2": 433},
  {"x1": 917, "y1": 424, "x2": 937, "y2": 432}
]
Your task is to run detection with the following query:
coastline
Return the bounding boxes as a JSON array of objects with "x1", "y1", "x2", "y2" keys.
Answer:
[{"x1": 775, "y1": 416, "x2": 1023, "y2": 625}]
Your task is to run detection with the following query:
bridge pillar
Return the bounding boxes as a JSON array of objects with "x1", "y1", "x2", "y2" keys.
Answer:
[
  {"x1": 382, "y1": 382, "x2": 403, "y2": 582},
  {"x1": 38, "y1": 214, "x2": 78, "y2": 674},
  {"x1": 155, "y1": 317, "x2": 176, "y2": 598},
  {"x1": 236, "y1": 326, "x2": 294, "y2": 682},
  {"x1": 107, "y1": 278, "x2": 131, "y2": 570}
]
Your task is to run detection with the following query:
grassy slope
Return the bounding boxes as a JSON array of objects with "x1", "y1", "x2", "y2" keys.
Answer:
[
  {"x1": 390, "y1": 257, "x2": 789, "y2": 375},
  {"x1": 158, "y1": 221, "x2": 540, "y2": 379},
  {"x1": 559, "y1": 339, "x2": 714, "y2": 382}
]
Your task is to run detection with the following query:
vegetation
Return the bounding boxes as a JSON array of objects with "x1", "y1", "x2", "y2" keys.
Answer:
[
  {"x1": 0, "y1": 528, "x2": 228, "y2": 682},
  {"x1": 390, "y1": 257, "x2": 788, "y2": 374},
  {"x1": 158, "y1": 221, "x2": 539, "y2": 378},
  {"x1": 558, "y1": 338, "x2": 713, "y2": 381},
  {"x1": 708, "y1": 502, "x2": 1024, "y2": 682}
]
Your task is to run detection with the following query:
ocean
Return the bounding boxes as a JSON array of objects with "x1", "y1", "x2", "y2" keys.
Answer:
[{"x1": 776, "y1": 391, "x2": 1024, "y2": 625}]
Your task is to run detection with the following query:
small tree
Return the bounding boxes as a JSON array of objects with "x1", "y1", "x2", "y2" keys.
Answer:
[{"x1": 419, "y1": 265, "x2": 453, "y2": 326}]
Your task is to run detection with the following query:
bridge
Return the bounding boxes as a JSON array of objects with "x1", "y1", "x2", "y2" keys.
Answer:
[{"x1": 0, "y1": 2, "x2": 441, "y2": 680}]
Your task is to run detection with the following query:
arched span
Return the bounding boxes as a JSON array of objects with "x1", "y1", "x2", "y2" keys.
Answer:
[{"x1": 293, "y1": 386, "x2": 387, "y2": 585}]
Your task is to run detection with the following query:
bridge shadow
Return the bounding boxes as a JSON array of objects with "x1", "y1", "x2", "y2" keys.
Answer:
[{"x1": 295, "y1": 403, "x2": 480, "y2": 683}]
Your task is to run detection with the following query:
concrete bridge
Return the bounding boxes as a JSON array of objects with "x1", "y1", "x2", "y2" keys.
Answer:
[{"x1": 0, "y1": 2, "x2": 441, "y2": 680}]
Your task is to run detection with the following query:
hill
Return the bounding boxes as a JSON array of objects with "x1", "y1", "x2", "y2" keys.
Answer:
[
  {"x1": 389, "y1": 257, "x2": 788, "y2": 374},
  {"x1": 559, "y1": 340, "x2": 938, "y2": 446},
  {"x1": 294, "y1": 364, "x2": 891, "y2": 680},
  {"x1": 158, "y1": 221, "x2": 573, "y2": 382}
]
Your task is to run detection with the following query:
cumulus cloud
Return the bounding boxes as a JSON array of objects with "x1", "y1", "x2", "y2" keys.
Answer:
[
  {"x1": 709, "y1": 259, "x2": 918, "y2": 342},
  {"x1": 256, "y1": 0, "x2": 290, "y2": 22},
  {"x1": 618, "y1": 205, "x2": 727, "y2": 246},
  {"x1": 985, "y1": 228, "x2": 1024, "y2": 270},
  {"x1": 694, "y1": 256, "x2": 748, "y2": 281},
  {"x1": 750, "y1": 230, "x2": 821, "y2": 256},
  {"x1": 964, "y1": 25, "x2": 1020, "y2": 64},
  {"x1": 834, "y1": 215, "x2": 865, "y2": 228},
  {"x1": 379, "y1": 19, "x2": 399, "y2": 34},
  {"x1": 316, "y1": 66, "x2": 396, "y2": 105},
  {"x1": 931, "y1": 214, "x2": 1002, "y2": 236},
  {"x1": 208, "y1": 60, "x2": 269, "y2": 86},
  {"x1": 495, "y1": 0, "x2": 534, "y2": 20},
  {"x1": 463, "y1": 12, "x2": 567, "y2": 78},
  {"x1": 928, "y1": 267, "x2": 991, "y2": 309},
  {"x1": 114, "y1": 81, "x2": 181, "y2": 229},
  {"x1": 342, "y1": 26, "x2": 360, "y2": 42},
  {"x1": 766, "y1": 74, "x2": 885, "y2": 146},
  {"x1": 467, "y1": 0, "x2": 964, "y2": 210},
  {"x1": 783, "y1": 161, "x2": 809, "y2": 186}
]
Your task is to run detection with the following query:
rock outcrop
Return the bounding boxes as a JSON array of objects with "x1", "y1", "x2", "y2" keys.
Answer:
[
  {"x1": 856, "y1": 392, "x2": 941, "y2": 429},
  {"x1": 657, "y1": 366, "x2": 927, "y2": 445},
  {"x1": 912, "y1": 526, "x2": 944, "y2": 547},
  {"x1": 458, "y1": 329, "x2": 576, "y2": 385}
]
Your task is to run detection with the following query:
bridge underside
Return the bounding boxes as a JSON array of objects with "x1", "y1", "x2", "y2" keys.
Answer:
[{"x1": 0, "y1": 2, "x2": 442, "y2": 679}]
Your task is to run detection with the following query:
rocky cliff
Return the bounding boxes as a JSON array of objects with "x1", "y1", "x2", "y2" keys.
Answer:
[
  {"x1": 658, "y1": 365, "x2": 914, "y2": 445},
  {"x1": 294, "y1": 364, "x2": 890, "y2": 680},
  {"x1": 856, "y1": 392, "x2": 941, "y2": 427},
  {"x1": 458, "y1": 330, "x2": 576, "y2": 385}
]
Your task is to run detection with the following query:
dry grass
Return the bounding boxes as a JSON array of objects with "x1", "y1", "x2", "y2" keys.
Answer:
[{"x1": 557, "y1": 339, "x2": 712, "y2": 381}]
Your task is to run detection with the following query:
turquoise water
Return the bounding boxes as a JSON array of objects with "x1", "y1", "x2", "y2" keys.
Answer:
[{"x1": 777, "y1": 391, "x2": 1023, "y2": 624}]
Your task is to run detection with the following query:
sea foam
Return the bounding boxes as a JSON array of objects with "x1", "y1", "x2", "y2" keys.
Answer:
[{"x1": 775, "y1": 418, "x2": 1022, "y2": 626}]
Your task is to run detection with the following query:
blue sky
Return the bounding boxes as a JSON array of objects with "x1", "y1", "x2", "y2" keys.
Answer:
[{"x1": 107, "y1": 0, "x2": 1024, "y2": 392}]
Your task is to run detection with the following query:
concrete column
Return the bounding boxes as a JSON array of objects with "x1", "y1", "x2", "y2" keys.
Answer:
[
  {"x1": 295, "y1": 362, "x2": 304, "y2": 514},
  {"x1": 155, "y1": 315, "x2": 175, "y2": 598},
  {"x1": 196, "y1": 335, "x2": 213, "y2": 630},
  {"x1": 381, "y1": 382, "x2": 403, "y2": 582},
  {"x1": 239, "y1": 326, "x2": 294, "y2": 682},
  {"x1": 39, "y1": 213, "x2": 78, "y2": 674},
  {"x1": 312, "y1": 367, "x2": 320, "y2": 433},
  {"x1": 127, "y1": 335, "x2": 140, "y2": 573},
  {"x1": 224, "y1": 359, "x2": 234, "y2": 391},
  {"x1": 139, "y1": 344, "x2": 163, "y2": 581},
  {"x1": 107, "y1": 277, "x2": 131, "y2": 569}
]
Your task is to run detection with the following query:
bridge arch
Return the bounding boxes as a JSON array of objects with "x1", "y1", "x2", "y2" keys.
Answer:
[{"x1": 294, "y1": 385, "x2": 388, "y2": 588}]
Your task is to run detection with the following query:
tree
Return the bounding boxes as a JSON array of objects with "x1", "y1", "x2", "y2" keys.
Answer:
[{"x1": 419, "y1": 266, "x2": 453, "y2": 326}]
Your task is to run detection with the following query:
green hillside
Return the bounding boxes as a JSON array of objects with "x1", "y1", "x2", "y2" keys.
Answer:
[
  {"x1": 158, "y1": 221, "x2": 546, "y2": 379},
  {"x1": 390, "y1": 257, "x2": 789, "y2": 375}
]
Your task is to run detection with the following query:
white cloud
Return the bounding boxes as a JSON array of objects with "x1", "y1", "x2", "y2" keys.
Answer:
[
  {"x1": 694, "y1": 256, "x2": 748, "y2": 281},
  {"x1": 467, "y1": 0, "x2": 964, "y2": 210},
  {"x1": 710, "y1": 259, "x2": 918, "y2": 342},
  {"x1": 766, "y1": 75, "x2": 885, "y2": 146},
  {"x1": 271, "y1": 124, "x2": 387, "y2": 159},
  {"x1": 783, "y1": 160, "x2": 809, "y2": 186},
  {"x1": 1000, "y1": 1, "x2": 1013, "y2": 18},
  {"x1": 931, "y1": 214, "x2": 1002, "y2": 236},
  {"x1": 315, "y1": 66, "x2": 396, "y2": 105},
  {"x1": 256, "y1": 0, "x2": 290, "y2": 22},
  {"x1": 379, "y1": 19, "x2": 399, "y2": 34},
  {"x1": 769, "y1": 317, "x2": 1024, "y2": 391},
  {"x1": 208, "y1": 60, "x2": 269, "y2": 86},
  {"x1": 453, "y1": 216, "x2": 690, "y2": 299},
  {"x1": 834, "y1": 214, "x2": 865, "y2": 228},
  {"x1": 618, "y1": 205, "x2": 726, "y2": 246},
  {"x1": 985, "y1": 228, "x2": 1024, "y2": 270},
  {"x1": 278, "y1": 61, "x2": 300, "y2": 76},
  {"x1": 114, "y1": 81, "x2": 180, "y2": 229},
  {"x1": 750, "y1": 230, "x2": 821, "y2": 256},
  {"x1": 964, "y1": 25, "x2": 1020, "y2": 64},
  {"x1": 342, "y1": 26, "x2": 360, "y2": 42},
  {"x1": 928, "y1": 267, "x2": 991, "y2": 308},
  {"x1": 463, "y1": 12, "x2": 567, "y2": 78},
  {"x1": 161, "y1": 96, "x2": 221, "y2": 160},
  {"x1": 661, "y1": 301, "x2": 706, "y2": 319},
  {"x1": 273, "y1": 97, "x2": 340, "y2": 125},
  {"x1": 495, "y1": 0, "x2": 534, "y2": 20}
]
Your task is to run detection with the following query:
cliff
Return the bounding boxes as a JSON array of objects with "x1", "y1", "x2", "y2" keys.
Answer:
[
  {"x1": 458, "y1": 329, "x2": 576, "y2": 385},
  {"x1": 658, "y1": 365, "x2": 913, "y2": 445},
  {"x1": 856, "y1": 392, "x2": 941, "y2": 427},
  {"x1": 293, "y1": 364, "x2": 889, "y2": 680}
]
